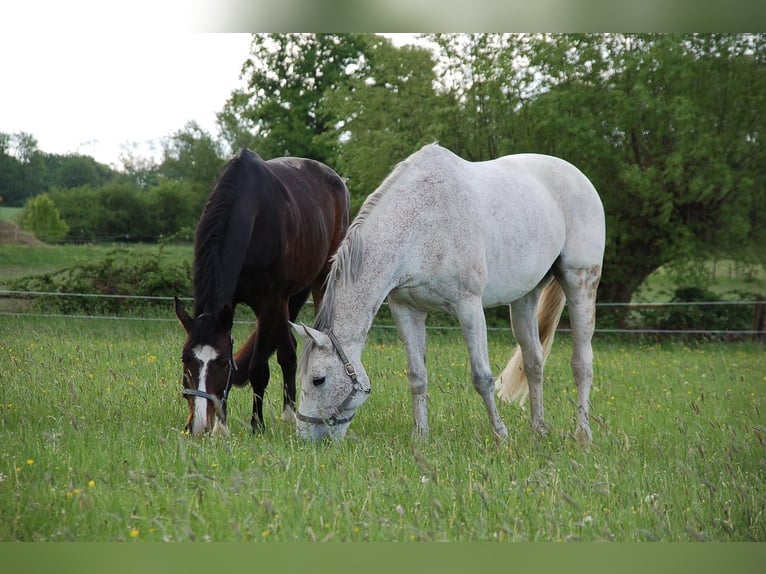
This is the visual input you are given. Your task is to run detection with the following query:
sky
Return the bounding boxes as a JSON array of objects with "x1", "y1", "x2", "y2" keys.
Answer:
[{"x1": 0, "y1": 32, "x2": 254, "y2": 169}]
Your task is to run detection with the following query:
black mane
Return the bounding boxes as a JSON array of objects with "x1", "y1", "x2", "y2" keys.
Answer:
[{"x1": 192, "y1": 149, "x2": 257, "y2": 317}]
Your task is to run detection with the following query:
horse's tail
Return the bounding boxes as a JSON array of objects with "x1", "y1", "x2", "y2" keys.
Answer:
[
  {"x1": 495, "y1": 280, "x2": 566, "y2": 404},
  {"x1": 231, "y1": 331, "x2": 258, "y2": 387}
]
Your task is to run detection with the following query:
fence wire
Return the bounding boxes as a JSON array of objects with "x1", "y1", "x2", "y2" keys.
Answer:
[{"x1": 1, "y1": 289, "x2": 764, "y2": 337}]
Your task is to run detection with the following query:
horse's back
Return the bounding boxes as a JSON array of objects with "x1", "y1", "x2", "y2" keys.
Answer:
[
  {"x1": 383, "y1": 145, "x2": 605, "y2": 306},
  {"x1": 215, "y1": 151, "x2": 349, "y2": 304},
  {"x1": 263, "y1": 156, "x2": 350, "y2": 262}
]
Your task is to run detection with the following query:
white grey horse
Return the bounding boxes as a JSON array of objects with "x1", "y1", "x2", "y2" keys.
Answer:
[{"x1": 294, "y1": 143, "x2": 605, "y2": 444}]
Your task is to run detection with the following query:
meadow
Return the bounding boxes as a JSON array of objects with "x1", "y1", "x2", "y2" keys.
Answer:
[{"x1": 1, "y1": 314, "x2": 763, "y2": 542}]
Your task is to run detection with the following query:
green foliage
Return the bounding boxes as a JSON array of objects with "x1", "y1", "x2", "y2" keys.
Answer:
[
  {"x1": 218, "y1": 33, "x2": 370, "y2": 165},
  {"x1": 501, "y1": 34, "x2": 766, "y2": 304},
  {"x1": 0, "y1": 318, "x2": 763, "y2": 541},
  {"x1": 19, "y1": 193, "x2": 69, "y2": 243},
  {"x1": 48, "y1": 181, "x2": 200, "y2": 242},
  {"x1": 0, "y1": 132, "x2": 121, "y2": 206},
  {"x1": 157, "y1": 121, "x2": 225, "y2": 205},
  {"x1": 633, "y1": 286, "x2": 757, "y2": 340},
  {"x1": 8, "y1": 247, "x2": 191, "y2": 315},
  {"x1": 318, "y1": 36, "x2": 449, "y2": 206}
]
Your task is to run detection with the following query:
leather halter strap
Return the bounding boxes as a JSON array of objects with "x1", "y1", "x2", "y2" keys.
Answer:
[{"x1": 296, "y1": 331, "x2": 370, "y2": 428}]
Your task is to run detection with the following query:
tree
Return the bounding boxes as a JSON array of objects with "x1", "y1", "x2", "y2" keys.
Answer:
[
  {"x1": 143, "y1": 180, "x2": 199, "y2": 239},
  {"x1": 44, "y1": 153, "x2": 116, "y2": 189},
  {"x1": 19, "y1": 193, "x2": 69, "y2": 243},
  {"x1": 217, "y1": 33, "x2": 369, "y2": 164},
  {"x1": 511, "y1": 34, "x2": 766, "y2": 304},
  {"x1": 158, "y1": 121, "x2": 225, "y2": 205},
  {"x1": 319, "y1": 35, "x2": 447, "y2": 209},
  {"x1": 0, "y1": 132, "x2": 47, "y2": 205},
  {"x1": 428, "y1": 33, "x2": 533, "y2": 161},
  {"x1": 0, "y1": 132, "x2": 23, "y2": 205}
]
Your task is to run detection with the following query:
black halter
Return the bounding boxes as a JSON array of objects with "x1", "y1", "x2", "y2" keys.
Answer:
[
  {"x1": 182, "y1": 334, "x2": 237, "y2": 424},
  {"x1": 296, "y1": 331, "x2": 370, "y2": 428}
]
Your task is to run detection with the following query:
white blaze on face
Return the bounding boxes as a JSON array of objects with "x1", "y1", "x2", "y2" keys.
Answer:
[{"x1": 191, "y1": 345, "x2": 220, "y2": 435}]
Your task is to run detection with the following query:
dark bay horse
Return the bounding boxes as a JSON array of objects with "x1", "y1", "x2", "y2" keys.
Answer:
[{"x1": 175, "y1": 148, "x2": 349, "y2": 435}]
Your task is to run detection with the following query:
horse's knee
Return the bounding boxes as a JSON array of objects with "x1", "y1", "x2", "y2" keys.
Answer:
[{"x1": 472, "y1": 371, "x2": 495, "y2": 396}]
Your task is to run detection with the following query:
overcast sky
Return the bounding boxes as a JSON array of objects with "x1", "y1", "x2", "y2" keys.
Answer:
[{"x1": 0, "y1": 32, "x2": 254, "y2": 169}]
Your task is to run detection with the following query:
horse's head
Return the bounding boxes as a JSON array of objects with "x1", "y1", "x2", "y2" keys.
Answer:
[
  {"x1": 293, "y1": 324, "x2": 371, "y2": 441},
  {"x1": 174, "y1": 297, "x2": 236, "y2": 436}
]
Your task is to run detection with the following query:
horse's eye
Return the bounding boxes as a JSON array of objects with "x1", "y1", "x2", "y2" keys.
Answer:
[{"x1": 312, "y1": 376, "x2": 326, "y2": 387}]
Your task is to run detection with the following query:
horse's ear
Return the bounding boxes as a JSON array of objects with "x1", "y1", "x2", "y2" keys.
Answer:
[
  {"x1": 217, "y1": 305, "x2": 234, "y2": 332},
  {"x1": 175, "y1": 297, "x2": 193, "y2": 332},
  {"x1": 291, "y1": 322, "x2": 332, "y2": 349}
]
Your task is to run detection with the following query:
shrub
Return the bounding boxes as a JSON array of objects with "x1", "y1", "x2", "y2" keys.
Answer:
[
  {"x1": 637, "y1": 286, "x2": 755, "y2": 340},
  {"x1": 19, "y1": 193, "x2": 69, "y2": 243},
  {"x1": 9, "y1": 247, "x2": 191, "y2": 316}
]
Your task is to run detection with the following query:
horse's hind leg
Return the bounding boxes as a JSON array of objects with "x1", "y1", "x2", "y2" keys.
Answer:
[
  {"x1": 389, "y1": 298, "x2": 429, "y2": 438},
  {"x1": 558, "y1": 265, "x2": 601, "y2": 445},
  {"x1": 454, "y1": 297, "x2": 509, "y2": 441},
  {"x1": 509, "y1": 285, "x2": 548, "y2": 437}
]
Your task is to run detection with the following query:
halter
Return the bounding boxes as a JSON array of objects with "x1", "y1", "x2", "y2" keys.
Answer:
[
  {"x1": 296, "y1": 331, "x2": 370, "y2": 428},
  {"x1": 182, "y1": 332, "x2": 237, "y2": 424}
]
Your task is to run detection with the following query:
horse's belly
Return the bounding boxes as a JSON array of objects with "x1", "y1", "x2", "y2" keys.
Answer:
[
  {"x1": 390, "y1": 283, "x2": 458, "y2": 314},
  {"x1": 481, "y1": 227, "x2": 565, "y2": 307}
]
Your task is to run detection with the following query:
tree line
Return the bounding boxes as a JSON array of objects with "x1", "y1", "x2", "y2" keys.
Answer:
[
  {"x1": 1, "y1": 123, "x2": 225, "y2": 242},
  {"x1": 5, "y1": 33, "x2": 765, "y2": 306}
]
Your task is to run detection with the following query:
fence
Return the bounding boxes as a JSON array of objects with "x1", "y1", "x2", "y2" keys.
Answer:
[{"x1": 1, "y1": 289, "x2": 764, "y2": 340}]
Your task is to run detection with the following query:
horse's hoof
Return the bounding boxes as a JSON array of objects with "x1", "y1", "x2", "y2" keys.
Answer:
[
  {"x1": 250, "y1": 420, "x2": 265, "y2": 435},
  {"x1": 532, "y1": 421, "x2": 549, "y2": 438},
  {"x1": 575, "y1": 423, "x2": 592, "y2": 446},
  {"x1": 281, "y1": 406, "x2": 297, "y2": 425}
]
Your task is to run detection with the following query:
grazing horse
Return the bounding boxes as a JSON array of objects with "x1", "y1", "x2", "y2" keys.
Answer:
[
  {"x1": 175, "y1": 148, "x2": 349, "y2": 436},
  {"x1": 294, "y1": 143, "x2": 605, "y2": 444}
]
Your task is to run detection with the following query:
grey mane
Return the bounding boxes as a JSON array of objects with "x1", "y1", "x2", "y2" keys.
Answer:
[
  {"x1": 299, "y1": 144, "x2": 442, "y2": 375},
  {"x1": 312, "y1": 151, "x2": 418, "y2": 334}
]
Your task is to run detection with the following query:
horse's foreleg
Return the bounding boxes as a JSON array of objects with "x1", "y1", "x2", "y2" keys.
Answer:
[
  {"x1": 454, "y1": 297, "x2": 509, "y2": 441},
  {"x1": 389, "y1": 299, "x2": 429, "y2": 438},
  {"x1": 276, "y1": 301, "x2": 298, "y2": 424},
  {"x1": 248, "y1": 321, "x2": 278, "y2": 434}
]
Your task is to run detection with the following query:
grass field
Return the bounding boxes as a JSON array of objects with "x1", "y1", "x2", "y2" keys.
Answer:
[
  {"x1": 0, "y1": 315, "x2": 763, "y2": 542},
  {"x1": 0, "y1": 206, "x2": 22, "y2": 221}
]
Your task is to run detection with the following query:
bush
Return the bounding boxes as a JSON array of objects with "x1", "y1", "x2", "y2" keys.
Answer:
[
  {"x1": 9, "y1": 247, "x2": 191, "y2": 316},
  {"x1": 637, "y1": 286, "x2": 755, "y2": 340},
  {"x1": 19, "y1": 193, "x2": 69, "y2": 243}
]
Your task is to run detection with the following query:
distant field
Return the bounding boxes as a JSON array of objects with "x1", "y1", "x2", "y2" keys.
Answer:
[
  {"x1": 636, "y1": 260, "x2": 766, "y2": 301},
  {"x1": 0, "y1": 206, "x2": 22, "y2": 221},
  {"x1": 0, "y1": 316, "x2": 763, "y2": 541}
]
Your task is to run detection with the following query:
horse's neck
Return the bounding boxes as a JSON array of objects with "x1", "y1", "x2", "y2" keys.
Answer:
[
  {"x1": 328, "y1": 232, "x2": 403, "y2": 354},
  {"x1": 328, "y1": 278, "x2": 386, "y2": 355}
]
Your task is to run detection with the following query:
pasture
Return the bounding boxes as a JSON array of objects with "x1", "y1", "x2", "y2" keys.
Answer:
[{"x1": 0, "y1": 314, "x2": 763, "y2": 541}]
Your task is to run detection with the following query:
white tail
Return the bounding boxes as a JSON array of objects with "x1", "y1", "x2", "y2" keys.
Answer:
[{"x1": 495, "y1": 280, "x2": 566, "y2": 404}]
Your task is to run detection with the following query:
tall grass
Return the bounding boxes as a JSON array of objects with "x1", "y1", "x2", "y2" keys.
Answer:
[{"x1": 0, "y1": 316, "x2": 763, "y2": 541}]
